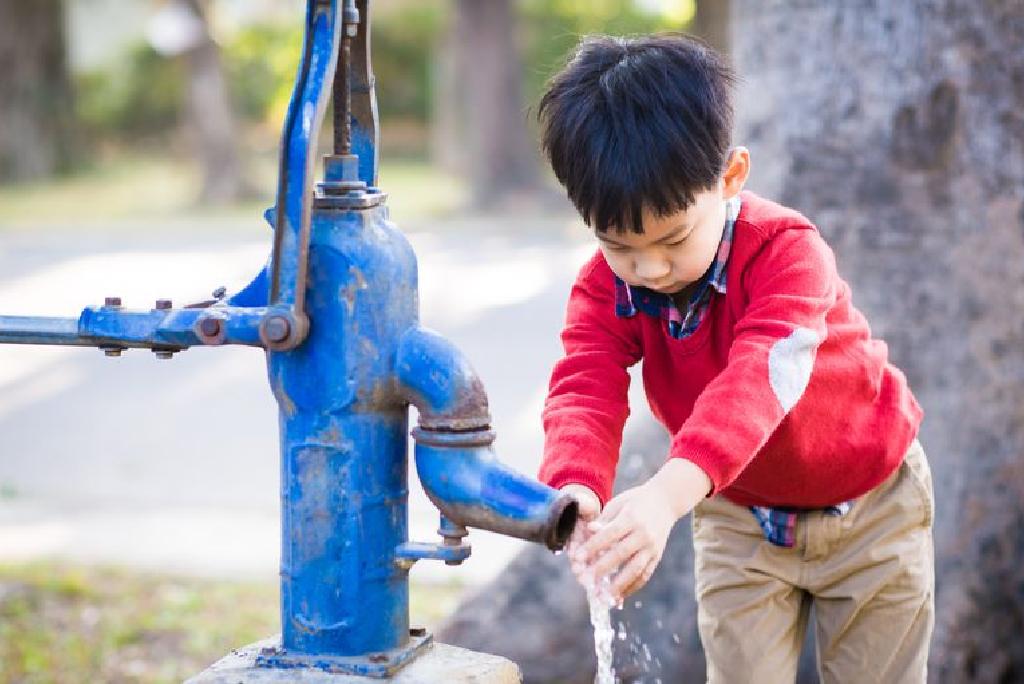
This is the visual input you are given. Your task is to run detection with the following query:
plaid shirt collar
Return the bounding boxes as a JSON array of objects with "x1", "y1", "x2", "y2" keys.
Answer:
[{"x1": 613, "y1": 196, "x2": 741, "y2": 340}]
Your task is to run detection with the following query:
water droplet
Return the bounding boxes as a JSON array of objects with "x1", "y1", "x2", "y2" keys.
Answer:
[{"x1": 672, "y1": 633, "x2": 681, "y2": 644}]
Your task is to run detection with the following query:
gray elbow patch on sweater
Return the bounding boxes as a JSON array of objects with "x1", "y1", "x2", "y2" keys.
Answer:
[{"x1": 768, "y1": 327, "x2": 821, "y2": 414}]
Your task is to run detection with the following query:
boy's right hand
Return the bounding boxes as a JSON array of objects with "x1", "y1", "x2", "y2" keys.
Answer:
[
  {"x1": 560, "y1": 484, "x2": 602, "y2": 584},
  {"x1": 561, "y1": 484, "x2": 601, "y2": 523}
]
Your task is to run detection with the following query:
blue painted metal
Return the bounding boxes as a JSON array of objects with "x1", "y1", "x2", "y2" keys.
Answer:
[
  {"x1": 396, "y1": 325, "x2": 491, "y2": 430},
  {"x1": 0, "y1": 0, "x2": 578, "y2": 677},
  {"x1": 414, "y1": 429, "x2": 578, "y2": 551}
]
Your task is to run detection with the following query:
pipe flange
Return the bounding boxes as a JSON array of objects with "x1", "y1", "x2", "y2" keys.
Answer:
[{"x1": 410, "y1": 427, "x2": 495, "y2": 448}]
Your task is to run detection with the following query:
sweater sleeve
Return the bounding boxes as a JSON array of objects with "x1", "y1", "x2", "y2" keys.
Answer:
[
  {"x1": 538, "y1": 257, "x2": 642, "y2": 504},
  {"x1": 670, "y1": 226, "x2": 838, "y2": 495}
]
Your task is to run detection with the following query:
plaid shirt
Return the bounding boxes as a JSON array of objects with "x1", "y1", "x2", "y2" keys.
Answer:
[{"x1": 611, "y1": 196, "x2": 853, "y2": 548}]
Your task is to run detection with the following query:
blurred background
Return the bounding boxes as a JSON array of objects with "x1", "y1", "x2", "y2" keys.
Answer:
[{"x1": 1, "y1": 1, "x2": 1020, "y2": 682}]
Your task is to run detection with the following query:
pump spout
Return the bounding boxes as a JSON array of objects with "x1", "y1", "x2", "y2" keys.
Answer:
[
  {"x1": 413, "y1": 429, "x2": 578, "y2": 551},
  {"x1": 396, "y1": 326, "x2": 578, "y2": 551}
]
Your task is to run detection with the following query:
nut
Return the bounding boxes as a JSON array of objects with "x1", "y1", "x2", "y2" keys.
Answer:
[{"x1": 263, "y1": 316, "x2": 291, "y2": 344}]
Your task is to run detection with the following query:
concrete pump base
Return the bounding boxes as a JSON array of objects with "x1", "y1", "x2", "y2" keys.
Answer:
[{"x1": 186, "y1": 638, "x2": 522, "y2": 684}]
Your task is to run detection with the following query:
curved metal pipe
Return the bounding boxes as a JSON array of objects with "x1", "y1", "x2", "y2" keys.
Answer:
[
  {"x1": 395, "y1": 326, "x2": 491, "y2": 431},
  {"x1": 413, "y1": 429, "x2": 578, "y2": 551}
]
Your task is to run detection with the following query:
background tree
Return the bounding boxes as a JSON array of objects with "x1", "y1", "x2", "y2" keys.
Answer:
[
  {"x1": 147, "y1": 0, "x2": 244, "y2": 203},
  {"x1": 0, "y1": 0, "x2": 75, "y2": 182},
  {"x1": 732, "y1": 1, "x2": 1024, "y2": 679},
  {"x1": 448, "y1": 0, "x2": 539, "y2": 208}
]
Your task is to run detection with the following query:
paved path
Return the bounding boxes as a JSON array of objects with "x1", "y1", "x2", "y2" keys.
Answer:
[{"x1": 0, "y1": 215, "x2": 648, "y2": 585}]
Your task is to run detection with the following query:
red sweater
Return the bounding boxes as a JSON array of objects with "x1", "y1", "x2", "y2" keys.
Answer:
[{"x1": 539, "y1": 192, "x2": 923, "y2": 508}]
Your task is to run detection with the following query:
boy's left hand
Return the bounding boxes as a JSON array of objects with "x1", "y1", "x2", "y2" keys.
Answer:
[{"x1": 573, "y1": 459, "x2": 712, "y2": 601}]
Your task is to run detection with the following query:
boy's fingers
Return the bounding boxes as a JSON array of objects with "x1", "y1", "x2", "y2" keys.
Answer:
[
  {"x1": 589, "y1": 532, "x2": 643, "y2": 579},
  {"x1": 611, "y1": 550, "x2": 651, "y2": 599},
  {"x1": 579, "y1": 518, "x2": 630, "y2": 562},
  {"x1": 614, "y1": 552, "x2": 656, "y2": 600}
]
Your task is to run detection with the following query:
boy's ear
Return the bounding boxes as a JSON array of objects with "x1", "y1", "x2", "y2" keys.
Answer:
[{"x1": 721, "y1": 146, "x2": 751, "y2": 199}]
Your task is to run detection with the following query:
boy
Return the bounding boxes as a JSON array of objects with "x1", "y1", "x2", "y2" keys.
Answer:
[{"x1": 536, "y1": 34, "x2": 934, "y2": 683}]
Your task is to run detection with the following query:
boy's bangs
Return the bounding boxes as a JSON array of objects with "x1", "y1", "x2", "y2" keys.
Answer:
[{"x1": 588, "y1": 173, "x2": 697, "y2": 235}]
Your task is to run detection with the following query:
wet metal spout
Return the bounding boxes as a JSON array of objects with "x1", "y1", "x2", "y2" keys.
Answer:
[{"x1": 413, "y1": 428, "x2": 578, "y2": 551}]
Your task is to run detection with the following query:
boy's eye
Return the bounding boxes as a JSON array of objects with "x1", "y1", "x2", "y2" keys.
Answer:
[{"x1": 665, "y1": 237, "x2": 689, "y2": 247}]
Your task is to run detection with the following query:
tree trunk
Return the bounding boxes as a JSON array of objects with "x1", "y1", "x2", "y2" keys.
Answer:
[
  {"x1": 180, "y1": 0, "x2": 243, "y2": 204},
  {"x1": 449, "y1": 0, "x2": 538, "y2": 208},
  {"x1": 730, "y1": 1, "x2": 1024, "y2": 679},
  {"x1": 691, "y1": 0, "x2": 731, "y2": 56},
  {"x1": 0, "y1": 0, "x2": 75, "y2": 182}
]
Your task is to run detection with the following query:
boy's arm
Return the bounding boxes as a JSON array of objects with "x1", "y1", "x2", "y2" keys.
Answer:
[
  {"x1": 668, "y1": 225, "x2": 838, "y2": 494},
  {"x1": 538, "y1": 256, "x2": 642, "y2": 506}
]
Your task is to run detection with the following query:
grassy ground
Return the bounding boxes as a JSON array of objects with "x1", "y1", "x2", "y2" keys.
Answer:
[{"x1": 0, "y1": 562, "x2": 465, "y2": 684}]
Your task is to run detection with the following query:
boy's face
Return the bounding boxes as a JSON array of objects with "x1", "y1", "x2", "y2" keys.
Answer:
[{"x1": 595, "y1": 148, "x2": 750, "y2": 295}]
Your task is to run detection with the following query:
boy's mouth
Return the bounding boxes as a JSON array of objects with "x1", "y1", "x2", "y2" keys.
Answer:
[{"x1": 650, "y1": 281, "x2": 685, "y2": 294}]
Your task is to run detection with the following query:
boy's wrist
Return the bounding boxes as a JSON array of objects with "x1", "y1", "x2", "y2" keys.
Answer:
[{"x1": 647, "y1": 458, "x2": 713, "y2": 520}]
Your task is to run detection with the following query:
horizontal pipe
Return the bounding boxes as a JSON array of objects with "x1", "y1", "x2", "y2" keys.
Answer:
[
  {"x1": 0, "y1": 305, "x2": 274, "y2": 350},
  {"x1": 414, "y1": 432, "x2": 578, "y2": 551},
  {"x1": 0, "y1": 316, "x2": 93, "y2": 346}
]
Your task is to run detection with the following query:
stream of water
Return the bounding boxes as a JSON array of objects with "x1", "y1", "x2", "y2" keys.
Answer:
[{"x1": 585, "y1": 574, "x2": 617, "y2": 684}]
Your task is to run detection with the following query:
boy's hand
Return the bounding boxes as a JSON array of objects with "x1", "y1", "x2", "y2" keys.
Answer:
[
  {"x1": 575, "y1": 459, "x2": 712, "y2": 602},
  {"x1": 561, "y1": 484, "x2": 602, "y2": 523}
]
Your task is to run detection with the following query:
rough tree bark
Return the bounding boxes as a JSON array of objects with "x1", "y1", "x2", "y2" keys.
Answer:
[
  {"x1": 730, "y1": 2, "x2": 1024, "y2": 680},
  {"x1": 448, "y1": 0, "x2": 538, "y2": 208},
  {"x1": 0, "y1": 0, "x2": 75, "y2": 182},
  {"x1": 441, "y1": 2, "x2": 1024, "y2": 683}
]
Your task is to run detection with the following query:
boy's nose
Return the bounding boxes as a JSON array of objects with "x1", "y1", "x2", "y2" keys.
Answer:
[{"x1": 635, "y1": 256, "x2": 671, "y2": 281}]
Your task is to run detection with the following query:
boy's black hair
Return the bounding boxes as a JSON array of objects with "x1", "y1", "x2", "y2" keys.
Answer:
[{"x1": 538, "y1": 34, "x2": 737, "y2": 234}]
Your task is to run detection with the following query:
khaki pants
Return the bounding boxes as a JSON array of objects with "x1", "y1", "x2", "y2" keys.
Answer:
[{"x1": 692, "y1": 440, "x2": 935, "y2": 684}]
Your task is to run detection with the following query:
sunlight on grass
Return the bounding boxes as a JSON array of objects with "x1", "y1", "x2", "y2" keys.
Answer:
[{"x1": 0, "y1": 562, "x2": 467, "y2": 683}]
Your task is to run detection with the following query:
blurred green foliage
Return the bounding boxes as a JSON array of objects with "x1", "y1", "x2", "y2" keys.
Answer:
[
  {"x1": 520, "y1": 0, "x2": 688, "y2": 107},
  {"x1": 72, "y1": 1, "x2": 688, "y2": 146},
  {"x1": 75, "y1": 43, "x2": 183, "y2": 140},
  {"x1": 74, "y1": 6, "x2": 442, "y2": 144}
]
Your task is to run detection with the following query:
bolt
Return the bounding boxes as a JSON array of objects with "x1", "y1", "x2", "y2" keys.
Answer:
[
  {"x1": 102, "y1": 347, "x2": 123, "y2": 357},
  {"x1": 199, "y1": 318, "x2": 222, "y2": 338},
  {"x1": 104, "y1": 296, "x2": 122, "y2": 308},
  {"x1": 154, "y1": 349, "x2": 174, "y2": 360},
  {"x1": 155, "y1": 299, "x2": 172, "y2": 310},
  {"x1": 410, "y1": 627, "x2": 427, "y2": 638},
  {"x1": 368, "y1": 654, "x2": 388, "y2": 664},
  {"x1": 263, "y1": 316, "x2": 291, "y2": 344}
]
